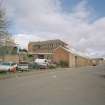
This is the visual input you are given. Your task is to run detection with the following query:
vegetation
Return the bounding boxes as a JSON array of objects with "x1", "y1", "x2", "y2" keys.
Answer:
[
  {"x1": 48, "y1": 65, "x2": 56, "y2": 69},
  {"x1": 27, "y1": 54, "x2": 34, "y2": 62},
  {"x1": 0, "y1": 5, "x2": 14, "y2": 58},
  {"x1": 59, "y1": 60, "x2": 69, "y2": 68},
  {"x1": 0, "y1": 6, "x2": 10, "y2": 42}
]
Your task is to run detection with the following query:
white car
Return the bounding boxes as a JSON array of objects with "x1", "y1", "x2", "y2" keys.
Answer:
[
  {"x1": 0, "y1": 62, "x2": 17, "y2": 72},
  {"x1": 34, "y1": 59, "x2": 49, "y2": 69}
]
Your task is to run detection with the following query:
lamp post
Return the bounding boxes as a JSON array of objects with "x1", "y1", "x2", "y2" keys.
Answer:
[{"x1": 16, "y1": 43, "x2": 21, "y2": 63}]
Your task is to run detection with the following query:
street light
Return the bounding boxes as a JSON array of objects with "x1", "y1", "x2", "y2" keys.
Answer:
[{"x1": 16, "y1": 43, "x2": 21, "y2": 63}]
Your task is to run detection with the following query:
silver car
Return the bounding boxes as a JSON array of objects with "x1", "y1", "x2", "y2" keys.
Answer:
[{"x1": 0, "y1": 62, "x2": 17, "y2": 72}]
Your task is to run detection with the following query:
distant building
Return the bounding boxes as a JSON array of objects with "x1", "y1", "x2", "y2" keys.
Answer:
[
  {"x1": 91, "y1": 58, "x2": 104, "y2": 65},
  {"x1": 28, "y1": 39, "x2": 68, "y2": 59},
  {"x1": 0, "y1": 36, "x2": 17, "y2": 56}
]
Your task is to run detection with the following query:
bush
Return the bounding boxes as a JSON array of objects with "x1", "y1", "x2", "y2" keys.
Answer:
[
  {"x1": 59, "y1": 60, "x2": 68, "y2": 68},
  {"x1": 27, "y1": 54, "x2": 33, "y2": 58},
  {"x1": 48, "y1": 64, "x2": 56, "y2": 69}
]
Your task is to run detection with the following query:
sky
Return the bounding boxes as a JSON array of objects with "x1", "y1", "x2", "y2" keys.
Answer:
[{"x1": 2, "y1": 0, "x2": 105, "y2": 58}]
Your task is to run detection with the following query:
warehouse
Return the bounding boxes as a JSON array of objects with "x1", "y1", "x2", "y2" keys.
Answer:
[
  {"x1": 28, "y1": 39, "x2": 68, "y2": 59},
  {"x1": 28, "y1": 39, "x2": 92, "y2": 68},
  {"x1": 53, "y1": 46, "x2": 91, "y2": 68}
]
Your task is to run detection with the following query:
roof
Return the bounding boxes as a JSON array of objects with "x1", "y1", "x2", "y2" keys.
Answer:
[{"x1": 29, "y1": 39, "x2": 68, "y2": 46}]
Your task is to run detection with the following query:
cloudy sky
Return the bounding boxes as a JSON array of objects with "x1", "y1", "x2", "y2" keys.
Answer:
[{"x1": 2, "y1": 0, "x2": 105, "y2": 57}]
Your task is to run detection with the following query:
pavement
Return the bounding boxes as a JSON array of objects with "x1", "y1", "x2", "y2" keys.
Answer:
[{"x1": 0, "y1": 65, "x2": 105, "y2": 105}]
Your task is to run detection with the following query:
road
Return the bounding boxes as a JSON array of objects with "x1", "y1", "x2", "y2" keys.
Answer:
[{"x1": 0, "y1": 65, "x2": 105, "y2": 105}]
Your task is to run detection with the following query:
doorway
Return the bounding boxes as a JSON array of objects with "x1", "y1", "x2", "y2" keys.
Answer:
[{"x1": 38, "y1": 54, "x2": 44, "y2": 59}]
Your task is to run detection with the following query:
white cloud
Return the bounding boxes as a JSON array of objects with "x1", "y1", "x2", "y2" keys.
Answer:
[
  {"x1": 5, "y1": 0, "x2": 105, "y2": 57},
  {"x1": 13, "y1": 34, "x2": 45, "y2": 49}
]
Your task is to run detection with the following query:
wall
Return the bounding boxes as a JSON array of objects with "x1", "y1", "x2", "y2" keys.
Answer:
[
  {"x1": 75, "y1": 56, "x2": 90, "y2": 67},
  {"x1": 91, "y1": 59, "x2": 104, "y2": 65},
  {"x1": 28, "y1": 40, "x2": 67, "y2": 53},
  {"x1": 0, "y1": 55, "x2": 20, "y2": 63},
  {"x1": 69, "y1": 53, "x2": 75, "y2": 67},
  {"x1": 53, "y1": 47, "x2": 92, "y2": 68},
  {"x1": 53, "y1": 48, "x2": 69, "y2": 65}
]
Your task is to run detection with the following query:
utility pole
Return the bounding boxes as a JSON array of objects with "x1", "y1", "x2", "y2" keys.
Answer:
[{"x1": 16, "y1": 44, "x2": 21, "y2": 63}]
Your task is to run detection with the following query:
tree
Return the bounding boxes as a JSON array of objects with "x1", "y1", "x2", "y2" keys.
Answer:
[
  {"x1": 0, "y1": 3, "x2": 13, "y2": 43},
  {"x1": 0, "y1": 9, "x2": 6, "y2": 37},
  {"x1": 0, "y1": 3, "x2": 12, "y2": 60}
]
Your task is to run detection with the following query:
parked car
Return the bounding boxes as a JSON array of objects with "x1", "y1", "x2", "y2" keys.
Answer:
[
  {"x1": 0, "y1": 62, "x2": 17, "y2": 72},
  {"x1": 17, "y1": 62, "x2": 29, "y2": 71},
  {"x1": 34, "y1": 58, "x2": 49, "y2": 69}
]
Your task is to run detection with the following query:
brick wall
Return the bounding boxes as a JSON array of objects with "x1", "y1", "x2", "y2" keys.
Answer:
[
  {"x1": 69, "y1": 53, "x2": 75, "y2": 67},
  {"x1": 53, "y1": 48, "x2": 69, "y2": 65}
]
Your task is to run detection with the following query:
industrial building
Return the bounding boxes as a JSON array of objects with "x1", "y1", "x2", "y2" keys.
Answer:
[
  {"x1": 53, "y1": 46, "x2": 91, "y2": 67},
  {"x1": 28, "y1": 39, "x2": 93, "y2": 68},
  {"x1": 28, "y1": 39, "x2": 68, "y2": 59}
]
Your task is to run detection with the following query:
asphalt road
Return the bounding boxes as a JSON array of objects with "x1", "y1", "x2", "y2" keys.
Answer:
[{"x1": 0, "y1": 65, "x2": 105, "y2": 105}]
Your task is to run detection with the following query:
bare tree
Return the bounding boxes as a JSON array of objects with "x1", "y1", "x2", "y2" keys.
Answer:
[
  {"x1": 0, "y1": 1, "x2": 12, "y2": 60},
  {"x1": 0, "y1": 2, "x2": 10, "y2": 46}
]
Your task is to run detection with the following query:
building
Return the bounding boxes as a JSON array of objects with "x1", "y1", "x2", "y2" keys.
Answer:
[
  {"x1": 28, "y1": 39, "x2": 93, "y2": 68},
  {"x1": 0, "y1": 37, "x2": 18, "y2": 62},
  {"x1": 53, "y1": 46, "x2": 91, "y2": 67},
  {"x1": 91, "y1": 58, "x2": 104, "y2": 65},
  {"x1": 28, "y1": 39, "x2": 68, "y2": 59},
  {"x1": 0, "y1": 36, "x2": 17, "y2": 55}
]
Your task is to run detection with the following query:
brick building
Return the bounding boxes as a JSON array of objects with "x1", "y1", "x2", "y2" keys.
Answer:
[
  {"x1": 28, "y1": 39, "x2": 92, "y2": 67},
  {"x1": 28, "y1": 39, "x2": 68, "y2": 59},
  {"x1": 53, "y1": 46, "x2": 91, "y2": 67}
]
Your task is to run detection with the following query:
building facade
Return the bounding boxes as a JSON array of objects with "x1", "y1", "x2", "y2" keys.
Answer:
[
  {"x1": 28, "y1": 39, "x2": 68, "y2": 59},
  {"x1": 53, "y1": 46, "x2": 92, "y2": 67},
  {"x1": 0, "y1": 36, "x2": 17, "y2": 55},
  {"x1": 0, "y1": 37, "x2": 18, "y2": 61},
  {"x1": 91, "y1": 58, "x2": 104, "y2": 65},
  {"x1": 28, "y1": 39, "x2": 96, "y2": 68}
]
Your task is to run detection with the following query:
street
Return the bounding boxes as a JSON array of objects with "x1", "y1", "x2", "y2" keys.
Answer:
[{"x1": 0, "y1": 65, "x2": 105, "y2": 105}]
